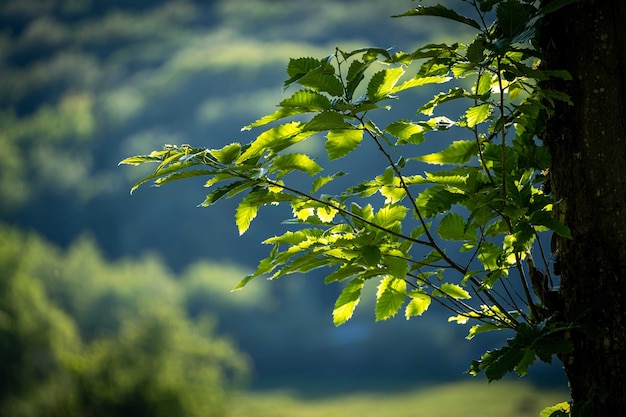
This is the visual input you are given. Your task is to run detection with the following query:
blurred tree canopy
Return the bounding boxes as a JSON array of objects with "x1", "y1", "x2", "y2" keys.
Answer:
[{"x1": 0, "y1": 224, "x2": 249, "y2": 417}]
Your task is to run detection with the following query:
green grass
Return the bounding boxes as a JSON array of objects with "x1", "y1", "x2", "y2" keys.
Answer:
[{"x1": 230, "y1": 380, "x2": 568, "y2": 417}]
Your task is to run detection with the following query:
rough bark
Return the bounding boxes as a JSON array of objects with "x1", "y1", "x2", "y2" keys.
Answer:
[{"x1": 540, "y1": 0, "x2": 626, "y2": 414}]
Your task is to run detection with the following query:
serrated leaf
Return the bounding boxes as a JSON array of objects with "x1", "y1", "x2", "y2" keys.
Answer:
[
  {"x1": 496, "y1": 0, "x2": 530, "y2": 38},
  {"x1": 299, "y1": 71, "x2": 344, "y2": 97},
  {"x1": 325, "y1": 264, "x2": 365, "y2": 284},
  {"x1": 367, "y1": 67, "x2": 405, "y2": 101},
  {"x1": 243, "y1": 107, "x2": 308, "y2": 130},
  {"x1": 435, "y1": 283, "x2": 471, "y2": 299},
  {"x1": 467, "y1": 322, "x2": 502, "y2": 339},
  {"x1": 415, "y1": 186, "x2": 465, "y2": 218},
  {"x1": 393, "y1": 5, "x2": 481, "y2": 29},
  {"x1": 237, "y1": 122, "x2": 314, "y2": 162},
  {"x1": 271, "y1": 153, "x2": 323, "y2": 177},
  {"x1": 325, "y1": 129, "x2": 364, "y2": 160},
  {"x1": 530, "y1": 211, "x2": 572, "y2": 239},
  {"x1": 375, "y1": 276, "x2": 406, "y2": 321},
  {"x1": 465, "y1": 103, "x2": 493, "y2": 128},
  {"x1": 280, "y1": 90, "x2": 332, "y2": 110},
  {"x1": 284, "y1": 57, "x2": 324, "y2": 88},
  {"x1": 333, "y1": 278, "x2": 365, "y2": 326},
  {"x1": 384, "y1": 120, "x2": 425, "y2": 144},
  {"x1": 211, "y1": 143, "x2": 242, "y2": 164},
  {"x1": 119, "y1": 155, "x2": 162, "y2": 165},
  {"x1": 373, "y1": 205, "x2": 409, "y2": 229},
  {"x1": 391, "y1": 75, "x2": 451, "y2": 94},
  {"x1": 311, "y1": 172, "x2": 345, "y2": 193},
  {"x1": 200, "y1": 179, "x2": 250, "y2": 207},
  {"x1": 317, "y1": 205, "x2": 338, "y2": 223},
  {"x1": 235, "y1": 192, "x2": 262, "y2": 235},
  {"x1": 304, "y1": 111, "x2": 352, "y2": 131},
  {"x1": 437, "y1": 212, "x2": 470, "y2": 240},
  {"x1": 405, "y1": 291, "x2": 431, "y2": 318},
  {"x1": 539, "y1": 402, "x2": 570, "y2": 417},
  {"x1": 416, "y1": 140, "x2": 477, "y2": 165},
  {"x1": 476, "y1": 71, "x2": 493, "y2": 95},
  {"x1": 419, "y1": 87, "x2": 468, "y2": 116}
]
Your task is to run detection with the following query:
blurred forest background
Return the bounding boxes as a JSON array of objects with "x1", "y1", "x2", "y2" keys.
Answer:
[{"x1": 0, "y1": 0, "x2": 568, "y2": 416}]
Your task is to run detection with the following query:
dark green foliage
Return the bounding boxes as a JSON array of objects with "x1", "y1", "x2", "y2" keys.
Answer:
[{"x1": 0, "y1": 225, "x2": 249, "y2": 417}]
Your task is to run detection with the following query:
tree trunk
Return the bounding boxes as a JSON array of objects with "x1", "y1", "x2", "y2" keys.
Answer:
[{"x1": 540, "y1": 0, "x2": 626, "y2": 414}]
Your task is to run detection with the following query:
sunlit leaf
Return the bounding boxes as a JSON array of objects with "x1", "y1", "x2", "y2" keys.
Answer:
[
  {"x1": 280, "y1": 90, "x2": 332, "y2": 110},
  {"x1": 435, "y1": 283, "x2": 471, "y2": 299},
  {"x1": 375, "y1": 276, "x2": 406, "y2": 321},
  {"x1": 211, "y1": 143, "x2": 242, "y2": 164},
  {"x1": 243, "y1": 107, "x2": 310, "y2": 130},
  {"x1": 416, "y1": 140, "x2": 477, "y2": 165},
  {"x1": 367, "y1": 67, "x2": 405, "y2": 101},
  {"x1": 271, "y1": 153, "x2": 323, "y2": 177},
  {"x1": 391, "y1": 75, "x2": 451, "y2": 94},
  {"x1": 405, "y1": 291, "x2": 431, "y2": 318},
  {"x1": 384, "y1": 120, "x2": 425, "y2": 144},
  {"x1": 325, "y1": 129, "x2": 364, "y2": 160},
  {"x1": 465, "y1": 103, "x2": 493, "y2": 128},
  {"x1": 237, "y1": 122, "x2": 314, "y2": 162},
  {"x1": 304, "y1": 111, "x2": 352, "y2": 131},
  {"x1": 373, "y1": 205, "x2": 409, "y2": 229},
  {"x1": 333, "y1": 278, "x2": 365, "y2": 326}
]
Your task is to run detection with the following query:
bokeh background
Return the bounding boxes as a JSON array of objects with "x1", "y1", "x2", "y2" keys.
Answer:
[{"x1": 0, "y1": 1, "x2": 568, "y2": 416}]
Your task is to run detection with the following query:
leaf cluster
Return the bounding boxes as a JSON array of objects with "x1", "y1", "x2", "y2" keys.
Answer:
[{"x1": 121, "y1": 0, "x2": 576, "y2": 382}]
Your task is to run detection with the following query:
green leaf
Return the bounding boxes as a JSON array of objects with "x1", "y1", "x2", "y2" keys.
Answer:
[
  {"x1": 539, "y1": 402, "x2": 570, "y2": 417},
  {"x1": 243, "y1": 107, "x2": 308, "y2": 130},
  {"x1": 271, "y1": 153, "x2": 323, "y2": 177},
  {"x1": 299, "y1": 70, "x2": 344, "y2": 97},
  {"x1": 415, "y1": 186, "x2": 465, "y2": 218},
  {"x1": 393, "y1": 5, "x2": 481, "y2": 30},
  {"x1": 476, "y1": 71, "x2": 492, "y2": 95},
  {"x1": 235, "y1": 190, "x2": 270, "y2": 235},
  {"x1": 467, "y1": 323, "x2": 503, "y2": 339},
  {"x1": 496, "y1": 0, "x2": 530, "y2": 38},
  {"x1": 237, "y1": 122, "x2": 315, "y2": 162},
  {"x1": 200, "y1": 179, "x2": 250, "y2": 207},
  {"x1": 211, "y1": 143, "x2": 242, "y2": 164},
  {"x1": 333, "y1": 278, "x2": 365, "y2": 326},
  {"x1": 416, "y1": 140, "x2": 477, "y2": 165},
  {"x1": 284, "y1": 57, "x2": 325, "y2": 87},
  {"x1": 437, "y1": 212, "x2": 471, "y2": 241},
  {"x1": 465, "y1": 103, "x2": 493, "y2": 128},
  {"x1": 391, "y1": 75, "x2": 451, "y2": 94},
  {"x1": 384, "y1": 120, "x2": 425, "y2": 144},
  {"x1": 325, "y1": 129, "x2": 364, "y2": 160},
  {"x1": 419, "y1": 87, "x2": 468, "y2": 115},
  {"x1": 405, "y1": 291, "x2": 431, "y2": 318},
  {"x1": 375, "y1": 276, "x2": 406, "y2": 321},
  {"x1": 325, "y1": 264, "x2": 365, "y2": 284},
  {"x1": 311, "y1": 172, "x2": 345, "y2": 193},
  {"x1": 304, "y1": 111, "x2": 352, "y2": 131},
  {"x1": 530, "y1": 211, "x2": 572, "y2": 239},
  {"x1": 373, "y1": 204, "x2": 409, "y2": 229},
  {"x1": 435, "y1": 282, "x2": 471, "y2": 299},
  {"x1": 361, "y1": 245, "x2": 382, "y2": 266},
  {"x1": 280, "y1": 90, "x2": 332, "y2": 110},
  {"x1": 367, "y1": 67, "x2": 405, "y2": 101},
  {"x1": 119, "y1": 154, "x2": 162, "y2": 165}
]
